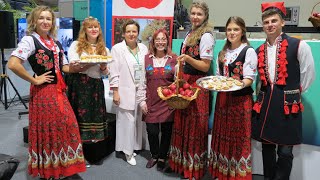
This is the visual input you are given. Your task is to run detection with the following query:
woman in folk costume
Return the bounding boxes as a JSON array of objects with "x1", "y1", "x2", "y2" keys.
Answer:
[
  {"x1": 62, "y1": 16, "x2": 110, "y2": 166},
  {"x1": 252, "y1": 2, "x2": 315, "y2": 180},
  {"x1": 8, "y1": 6, "x2": 86, "y2": 179},
  {"x1": 109, "y1": 19, "x2": 148, "y2": 166},
  {"x1": 168, "y1": 1, "x2": 215, "y2": 179},
  {"x1": 208, "y1": 16, "x2": 257, "y2": 180}
]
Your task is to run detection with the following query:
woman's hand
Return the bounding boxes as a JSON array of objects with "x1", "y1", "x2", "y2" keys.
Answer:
[
  {"x1": 33, "y1": 71, "x2": 54, "y2": 85},
  {"x1": 177, "y1": 54, "x2": 190, "y2": 63},
  {"x1": 100, "y1": 63, "x2": 109, "y2": 74},
  {"x1": 113, "y1": 90, "x2": 120, "y2": 105},
  {"x1": 141, "y1": 104, "x2": 148, "y2": 115},
  {"x1": 70, "y1": 60, "x2": 93, "y2": 72}
]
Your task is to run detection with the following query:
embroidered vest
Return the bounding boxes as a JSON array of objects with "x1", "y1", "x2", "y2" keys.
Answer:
[
  {"x1": 182, "y1": 32, "x2": 212, "y2": 75},
  {"x1": 28, "y1": 35, "x2": 64, "y2": 84},
  {"x1": 219, "y1": 46, "x2": 254, "y2": 96}
]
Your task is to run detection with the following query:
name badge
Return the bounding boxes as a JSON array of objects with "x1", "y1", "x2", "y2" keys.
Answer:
[{"x1": 134, "y1": 64, "x2": 142, "y2": 82}]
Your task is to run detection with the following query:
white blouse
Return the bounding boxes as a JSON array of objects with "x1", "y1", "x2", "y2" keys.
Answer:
[
  {"x1": 11, "y1": 32, "x2": 66, "y2": 63},
  {"x1": 182, "y1": 32, "x2": 215, "y2": 60},
  {"x1": 216, "y1": 43, "x2": 258, "y2": 80},
  {"x1": 65, "y1": 41, "x2": 111, "y2": 79}
]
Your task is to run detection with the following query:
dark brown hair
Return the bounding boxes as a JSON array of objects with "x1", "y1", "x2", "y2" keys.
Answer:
[
  {"x1": 218, "y1": 16, "x2": 250, "y2": 64},
  {"x1": 262, "y1": 8, "x2": 285, "y2": 21},
  {"x1": 122, "y1": 19, "x2": 140, "y2": 34}
]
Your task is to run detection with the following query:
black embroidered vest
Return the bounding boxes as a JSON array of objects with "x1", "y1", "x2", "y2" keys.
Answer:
[
  {"x1": 28, "y1": 35, "x2": 64, "y2": 84},
  {"x1": 182, "y1": 32, "x2": 212, "y2": 75},
  {"x1": 219, "y1": 46, "x2": 254, "y2": 96}
]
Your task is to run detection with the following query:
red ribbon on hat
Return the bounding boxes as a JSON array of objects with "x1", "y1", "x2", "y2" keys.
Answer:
[{"x1": 261, "y1": 2, "x2": 286, "y2": 16}]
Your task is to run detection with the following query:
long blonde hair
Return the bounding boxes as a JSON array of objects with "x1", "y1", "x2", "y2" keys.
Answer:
[
  {"x1": 77, "y1": 17, "x2": 107, "y2": 56},
  {"x1": 26, "y1": 6, "x2": 57, "y2": 38},
  {"x1": 186, "y1": 1, "x2": 214, "y2": 46}
]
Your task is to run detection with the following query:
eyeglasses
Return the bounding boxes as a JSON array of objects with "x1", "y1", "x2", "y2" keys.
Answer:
[{"x1": 154, "y1": 38, "x2": 167, "y2": 43}]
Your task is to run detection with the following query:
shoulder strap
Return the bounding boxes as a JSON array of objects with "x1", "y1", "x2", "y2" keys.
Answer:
[{"x1": 234, "y1": 45, "x2": 251, "y2": 62}]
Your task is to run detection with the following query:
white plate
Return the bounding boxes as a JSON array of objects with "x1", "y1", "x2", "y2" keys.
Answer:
[{"x1": 196, "y1": 76, "x2": 243, "y2": 92}]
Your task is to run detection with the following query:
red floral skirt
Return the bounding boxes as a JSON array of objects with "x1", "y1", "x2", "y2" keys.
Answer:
[
  {"x1": 208, "y1": 93, "x2": 252, "y2": 180},
  {"x1": 168, "y1": 74, "x2": 209, "y2": 180},
  {"x1": 28, "y1": 83, "x2": 86, "y2": 179}
]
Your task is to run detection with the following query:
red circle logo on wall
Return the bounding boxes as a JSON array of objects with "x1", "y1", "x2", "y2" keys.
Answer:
[{"x1": 124, "y1": 0, "x2": 163, "y2": 9}]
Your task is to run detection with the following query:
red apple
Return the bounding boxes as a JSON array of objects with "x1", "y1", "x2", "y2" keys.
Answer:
[
  {"x1": 124, "y1": 0, "x2": 162, "y2": 9},
  {"x1": 179, "y1": 88, "x2": 184, "y2": 93},
  {"x1": 162, "y1": 88, "x2": 170, "y2": 97},
  {"x1": 169, "y1": 84, "x2": 177, "y2": 91},
  {"x1": 187, "y1": 91, "x2": 194, "y2": 97},
  {"x1": 183, "y1": 83, "x2": 190, "y2": 90},
  {"x1": 179, "y1": 90, "x2": 186, "y2": 96}
]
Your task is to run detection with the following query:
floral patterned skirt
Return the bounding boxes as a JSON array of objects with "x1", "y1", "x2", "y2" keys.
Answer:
[
  {"x1": 65, "y1": 73, "x2": 108, "y2": 142},
  {"x1": 28, "y1": 83, "x2": 86, "y2": 179},
  {"x1": 65, "y1": 73, "x2": 109, "y2": 163},
  {"x1": 208, "y1": 93, "x2": 252, "y2": 180},
  {"x1": 168, "y1": 74, "x2": 209, "y2": 180}
]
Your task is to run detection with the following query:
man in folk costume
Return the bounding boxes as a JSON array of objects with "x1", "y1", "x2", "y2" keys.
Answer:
[{"x1": 252, "y1": 2, "x2": 315, "y2": 180}]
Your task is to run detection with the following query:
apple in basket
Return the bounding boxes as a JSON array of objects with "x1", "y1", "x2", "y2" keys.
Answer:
[
  {"x1": 162, "y1": 88, "x2": 174, "y2": 97},
  {"x1": 169, "y1": 84, "x2": 177, "y2": 91},
  {"x1": 178, "y1": 82, "x2": 194, "y2": 97}
]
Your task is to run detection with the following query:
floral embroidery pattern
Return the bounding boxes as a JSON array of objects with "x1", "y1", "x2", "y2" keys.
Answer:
[
  {"x1": 257, "y1": 38, "x2": 288, "y2": 86},
  {"x1": 185, "y1": 44, "x2": 199, "y2": 57},
  {"x1": 35, "y1": 49, "x2": 54, "y2": 70},
  {"x1": 231, "y1": 61, "x2": 243, "y2": 80},
  {"x1": 146, "y1": 64, "x2": 172, "y2": 75}
]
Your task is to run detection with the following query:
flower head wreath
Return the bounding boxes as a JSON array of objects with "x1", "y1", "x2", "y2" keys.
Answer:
[{"x1": 82, "y1": 16, "x2": 100, "y2": 25}]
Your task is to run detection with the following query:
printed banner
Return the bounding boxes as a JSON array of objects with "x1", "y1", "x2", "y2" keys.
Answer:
[{"x1": 112, "y1": 0, "x2": 174, "y2": 46}]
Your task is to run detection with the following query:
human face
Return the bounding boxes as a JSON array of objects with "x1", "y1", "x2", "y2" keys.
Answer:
[
  {"x1": 85, "y1": 24, "x2": 100, "y2": 42},
  {"x1": 226, "y1": 22, "x2": 243, "y2": 48},
  {"x1": 124, "y1": 24, "x2": 139, "y2": 45},
  {"x1": 262, "y1": 14, "x2": 284, "y2": 39},
  {"x1": 190, "y1": 7, "x2": 206, "y2": 28},
  {"x1": 35, "y1": 11, "x2": 53, "y2": 35},
  {"x1": 154, "y1": 32, "x2": 168, "y2": 52}
]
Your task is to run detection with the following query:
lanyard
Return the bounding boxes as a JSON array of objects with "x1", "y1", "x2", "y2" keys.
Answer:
[{"x1": 127, "y1": 45, "x2": 140, "y2": 65}]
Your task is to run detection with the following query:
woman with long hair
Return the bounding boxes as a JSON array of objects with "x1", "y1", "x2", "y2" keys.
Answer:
[
  {"x1": 208, "y1": 16, "x2": 257, "y2": 180},
  {"x1": 168, "y1": 1, "x2": 215, "y2": 179},
  {"x1": 62, "y1": 16, "x2": 110, "y2": 166},
  {"x1": 8, "y1": 6, "x2": 86, "y2": 179}
]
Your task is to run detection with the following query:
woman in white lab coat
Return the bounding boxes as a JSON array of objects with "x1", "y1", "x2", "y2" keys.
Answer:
[{"x1": 109, "y1": 19, "x2": 148, "y2": 166}]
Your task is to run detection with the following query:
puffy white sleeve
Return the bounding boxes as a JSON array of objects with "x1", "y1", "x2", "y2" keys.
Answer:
[
  {"x1": 243, "y1": 47, "x2": 258, "y2": 80},
  {"x1": 65, "y1": 41, "x2": 79, "y2": 64},
  {"x1": 298, "y1": 41, "x2": 315, "y2": 92},
  {"x1": 11, "y1": 36, "x2": 35, "y2": 61},
  {"x1": 199, "y1": 33, "x2": 215, "y2": 60}
]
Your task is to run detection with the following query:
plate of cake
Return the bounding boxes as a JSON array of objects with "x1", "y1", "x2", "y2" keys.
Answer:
[
  {"x1": 79, "y1": 55, "x2": 113, "y2": 64},
  {"x1": 196, "y1": 76, "x2": 244, "y2": 92}
]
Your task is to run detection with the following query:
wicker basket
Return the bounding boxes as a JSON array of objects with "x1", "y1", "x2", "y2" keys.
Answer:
[
  {"x1": 157, "y1": 79, "x2": 200, "y2": 109},
  {"x1": 308, "y1": 2, "x2": 320, "y2": 29}
]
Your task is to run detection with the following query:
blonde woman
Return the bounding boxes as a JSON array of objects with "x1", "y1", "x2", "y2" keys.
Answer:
[
  {"x1": 168, "y1": 1, "x2": 215, "y2": 179},
  {"x1": 62, "y1": 16, "x2": 110, "y2": 166},
  {"x1": 8, "y1": 6, "x2": 86, "y2": 179}
]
